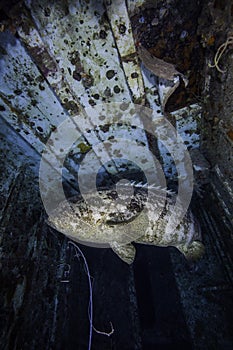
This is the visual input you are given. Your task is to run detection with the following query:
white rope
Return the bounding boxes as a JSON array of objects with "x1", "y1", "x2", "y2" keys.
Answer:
[
  {"x1": 209, "y1": 36, "x2": 233, "y2": 73},
  {"x1": 68, "y1": 241, "x2": 114, "y2": 350}
]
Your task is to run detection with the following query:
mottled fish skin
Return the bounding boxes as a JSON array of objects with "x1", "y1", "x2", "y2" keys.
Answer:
[{"x1": 48, "y1": 185, "x2": 204, "y2": 264}]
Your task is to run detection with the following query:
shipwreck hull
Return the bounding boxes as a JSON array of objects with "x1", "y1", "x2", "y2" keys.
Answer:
[{"x1": 0, "y1": 0, "x2": 233, "y2": 349}]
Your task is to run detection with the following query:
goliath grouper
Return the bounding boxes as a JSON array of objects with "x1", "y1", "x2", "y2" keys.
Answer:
[{"x1": 47, "y1": 183, "x2": 204, "y2": 264}]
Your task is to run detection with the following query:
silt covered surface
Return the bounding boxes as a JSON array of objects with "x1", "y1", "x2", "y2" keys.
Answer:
[{"x1": 0, "y1": 0, "x2": 233, "y2": 349}]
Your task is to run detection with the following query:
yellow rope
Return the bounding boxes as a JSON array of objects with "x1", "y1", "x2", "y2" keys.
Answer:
[{"x1": 209, "y1": 36, "x2": 233, "y2": 73}]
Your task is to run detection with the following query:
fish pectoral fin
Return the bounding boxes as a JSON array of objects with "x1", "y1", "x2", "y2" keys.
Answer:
[
  {"x1": 110, "y1": 242, "x2": 136, "y2": 264},
  {"x1": 176, "y1": 241, "x2": 205, "y2": 261}
]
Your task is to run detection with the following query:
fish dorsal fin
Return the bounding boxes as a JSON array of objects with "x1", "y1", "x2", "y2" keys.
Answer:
[
  {"x1": 110, "y1": 242, "x2": 136, "y2": 264},
  {"x1": 120, "y1": 180, "x2": 175, "y2": 195}
]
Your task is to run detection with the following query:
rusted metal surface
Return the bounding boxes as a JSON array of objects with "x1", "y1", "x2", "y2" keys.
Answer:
[{"x1": 0, "y1": 1, "x2": 233, "y2": 349}]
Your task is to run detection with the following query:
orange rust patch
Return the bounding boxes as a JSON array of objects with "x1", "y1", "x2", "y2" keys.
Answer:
[{"x1": 227, "y1": 130, "x2": 233, "y2": 141}]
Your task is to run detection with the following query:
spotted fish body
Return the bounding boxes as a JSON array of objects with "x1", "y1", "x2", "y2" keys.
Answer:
[{"x1": 48, "y1": 184, "x2": 204, "y2": 264}]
